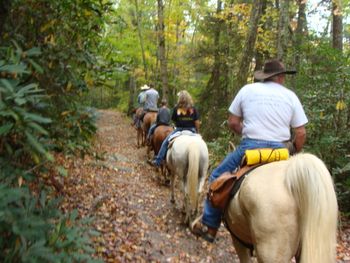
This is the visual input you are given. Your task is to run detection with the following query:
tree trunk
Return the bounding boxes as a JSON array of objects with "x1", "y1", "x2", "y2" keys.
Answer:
[
  {"x1": 157, "y1": 0, "x2": 169, "y2": 101},
  {"x1": 254, "y1": 0, "x2": 268, "y2": 72},
  {"x1": 127, "y1": 75, "x2": 137, "y2": 116},
  {"x1": 235, "y1": 1, "x2": 263, "y2": 92},
  {"x1": 294, "y1": 0, "x2": 307, "y2": 68},
  {"x1": 172, "y1": 20, "x2": 181, "y2": 98},
  {"x1": 332, "y1": 0, "x2": 343, "y2": 51},
  {"x1": 0, "y1": 0, "x2": 11, "y2": 41},
  {"x1": 227, "y1": 1, "x2": 237, "y2": 92},
  {"x1": 200, "y1": 0, "x2": 228, "y2": 140},
  {"x1": 134, "y1": 0, "x2": 148, "y2": 80},
  {"x1": 276, "y1": 0, "x2": 290, "y2": 60}
]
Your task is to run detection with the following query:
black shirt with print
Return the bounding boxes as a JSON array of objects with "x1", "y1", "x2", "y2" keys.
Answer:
[{"x1": 171, "y1": 106, "x2": 199, "y2": 129}]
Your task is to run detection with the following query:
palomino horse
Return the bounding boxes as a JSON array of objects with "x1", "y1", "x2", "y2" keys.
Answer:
[
  {"x1": 224, "y1": 153, "x2": 338, "y2": 263},
  {"x1": 166, "y1": 133, "x2": 209, "y2": 225},
  {"x1": 148, "y1": 125, "x2": 174, "y2": 184},
  {"x1": 142, "y1": 111, "x2": 157, "y2": 146}
]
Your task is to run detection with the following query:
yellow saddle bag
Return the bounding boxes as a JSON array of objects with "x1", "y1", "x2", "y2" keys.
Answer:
[{"x1": 245, "y1": 148, "x2": 289, "y2": 166}]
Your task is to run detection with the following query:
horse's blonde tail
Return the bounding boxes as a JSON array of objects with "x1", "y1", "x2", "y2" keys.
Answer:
[
  {"x1": 187, "y1": 141, "x2": 200, "y2": 214},
  {"x1": 285, "y1": 153, "x2": 338, "y2": 263}
]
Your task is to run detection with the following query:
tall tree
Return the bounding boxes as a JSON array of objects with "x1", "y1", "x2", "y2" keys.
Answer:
[
  {"x1": 157, "y1": 0, "x2": 169, "y2": 100},
  {"x1": 199, "y1": 0, "x2": 231, "y2": 139},
  {"x1": 254, "y1": 0, "x2": 268, "y2": 71},
  {"x1": 226, "y1": 1, "x2": 238, "y2": 92},
  {"x1": 134, "y1": 0, "x2": 148, "y2": 80},
  {"x1": 332, "y1": 0, "x2": 343, "y2": 51},
  {"x1": 235, "y1": 1, "x2": 263, "y2": 92},
  {"x1": 127, "y1": 75, "x2": 137, "y2": 115},
  {"x1": 293, "y1": 0, "x2": 307, "y2": 69},
  {"x1": 276, "y1": 0, "x2": 290, "y2": 59}
]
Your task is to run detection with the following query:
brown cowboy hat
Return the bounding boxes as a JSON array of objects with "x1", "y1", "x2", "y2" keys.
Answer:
[{"x1": 254, "y1": 59, "x2": 296, "y2": 81}]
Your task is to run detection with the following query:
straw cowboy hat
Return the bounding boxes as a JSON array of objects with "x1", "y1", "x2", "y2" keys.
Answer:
[
  {"x1": 140, "y1": 84, "x2": 150, "y2": 90},
  {"x1": 254, "y1": 59, "x2": 296, "y2": 81}
]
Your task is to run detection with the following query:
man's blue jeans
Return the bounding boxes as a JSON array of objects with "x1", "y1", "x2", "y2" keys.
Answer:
[
  {"x1": 202, "y1": 138, "x2": 285, "y2": 229},
  {"x1": 154, "y1": 127, "x2": 196, "y2": 166}
]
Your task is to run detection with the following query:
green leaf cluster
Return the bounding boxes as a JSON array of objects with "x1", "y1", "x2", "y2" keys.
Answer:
[
  {"x1": 293, "y1": 40, "x2": 350, "y2": 212},
  {"x1": 0, "y1": 43, "x2": 52, "y2": 163},
  {"x1": 50, "y1": 105, "x2": 98, "y2": 155},
  {"x1": 0, "y1": 165, "x2": 100, "y2": 263},
  {"x1": 0, "y1": 41, "x2": 101, "y2": 261}
]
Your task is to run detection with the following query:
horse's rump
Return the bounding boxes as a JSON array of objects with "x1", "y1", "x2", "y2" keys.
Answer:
[
  {"x1": 152, "y1": 125, "x2": 173, "y2": 154},
  {"x1": 142, "y1": 112, "x2": 157, "y2": 134},
  {"x1": 166, "y1": 134, "x2": 209, "y2": 224},
  {"x1": 135, "y1": 107, "x2": 143, "y2": 118},
  {"x1": 226, "y1": 161, "x2": 297, "y2": 246},
  {"x1": 225, "y1": 153, "x2": 338, "y2": 263}
]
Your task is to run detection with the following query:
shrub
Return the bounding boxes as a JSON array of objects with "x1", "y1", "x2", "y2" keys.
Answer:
[{"x1": 0, "y1": 42, "x2": 100, "y2": 262}]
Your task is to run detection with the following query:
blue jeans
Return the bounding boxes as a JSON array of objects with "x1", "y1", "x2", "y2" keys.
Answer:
[
  {"x1": 147, "y1": 123, "x2": 157, "y2": 139},
  {"x1": 202, "y1": 138, "x2": 285, "y2": 229},
  {"x1": 154, "y1": 127, "x2": 197, "y2": 165}
]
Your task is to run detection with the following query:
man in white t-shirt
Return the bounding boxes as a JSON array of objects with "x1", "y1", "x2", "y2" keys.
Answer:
[{"x1": 191, "y1": 59, "x2": 308, "y2": 243}]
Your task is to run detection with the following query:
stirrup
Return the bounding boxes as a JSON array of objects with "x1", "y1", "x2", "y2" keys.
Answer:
[{"x1": 190, "y1": 216, "x2": 216, "y2": 243}]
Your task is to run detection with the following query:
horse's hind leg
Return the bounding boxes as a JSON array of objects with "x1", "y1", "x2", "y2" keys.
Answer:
[
  {"x1": 254, "y1": 237, "x2": 294, "y2": 263},
  {"x1": 170, "y1": 172, "x2": 175, "y2": 204},
  {"x1": 231, "y1": 236, "x2": 253, "y2": 263}
]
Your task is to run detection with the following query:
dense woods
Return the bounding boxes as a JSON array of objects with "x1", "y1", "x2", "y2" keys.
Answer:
[{"x1": 0, "y1": 0, "x2": 349, "y2": 261}]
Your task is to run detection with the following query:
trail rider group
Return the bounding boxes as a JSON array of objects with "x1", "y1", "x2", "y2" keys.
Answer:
[{"x1": 132, "y1": 59, "x2": 338, "y2": 262}]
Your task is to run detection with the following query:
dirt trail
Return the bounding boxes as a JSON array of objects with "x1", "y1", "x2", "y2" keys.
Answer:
[{"x1": 61, "y1": 109, "x2": 237, "y2": 262}]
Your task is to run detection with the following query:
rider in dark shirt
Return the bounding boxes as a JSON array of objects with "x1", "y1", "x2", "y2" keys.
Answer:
[
  {"x1": 147, "y1": 99, "x2": 171, "y2": 143},
  {"x1": 152, "y1": 90, "x2": 200, "y2": 167},
  {"x1": 171, "y1": 105, "x2": 199, "y2": 130}
]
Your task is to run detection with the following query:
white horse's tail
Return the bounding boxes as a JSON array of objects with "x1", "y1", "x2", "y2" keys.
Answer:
[
  {"x1": 285, "y1": 153, "x2": 338, "y2": 263},
  {"x1": 187, "y1": 141, "x2": 200, "y2": 215}
]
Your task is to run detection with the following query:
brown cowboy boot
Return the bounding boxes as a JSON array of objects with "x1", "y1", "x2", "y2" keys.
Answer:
[{"x1": 190, "y1": 215, "x2": 217, "y2": 243}]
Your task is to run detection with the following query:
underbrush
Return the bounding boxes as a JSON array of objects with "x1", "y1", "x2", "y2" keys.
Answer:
[{"x1": 0, "y1": 42, "x2": 101, "y2": 262}]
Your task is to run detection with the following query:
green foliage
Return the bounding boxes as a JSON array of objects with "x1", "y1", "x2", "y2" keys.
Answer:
[
  {"x1": 0, "y1": 165, "x2": 100, "y2": 263},
  {"x1": 333, "y1": 161, "x2": 350, "y2": 215},
  {"x1": 50, "y1": 105, "x2": 98, "y2": 155},
  {"x1": 0, "y1": 26, "x2": 101, "y2": 262},
  {"x1": 0, "y1": 42, "x2": 52, "y2": 163},
  {"x1": 206, "y1": 127, "x2": 238, "y2": 172},
  {"x1": 295, "y1": 40, "x2": 350, "y2": 211}
]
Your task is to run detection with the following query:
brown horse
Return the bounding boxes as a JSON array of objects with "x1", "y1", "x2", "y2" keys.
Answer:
[
  {"x1": 151, "y1": 125, "x2": 174, "y2": 155},
  {"x1": 148, "y1": 125, "x2": 173, "y2": 184},
  {"x1": 142, "y1": 111, "x2": 157, "y2": 146},
  {"x1": 134, "y1": 107, "x2": 144, "y2": 147}
]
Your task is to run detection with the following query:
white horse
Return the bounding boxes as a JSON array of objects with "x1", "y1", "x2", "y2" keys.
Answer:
[
  {"x1": 166, "y1": 134, "x2": 209, "y2": 225},
  {"x1": 225, "y1": 153, "x2": 338, "y2": 263}
]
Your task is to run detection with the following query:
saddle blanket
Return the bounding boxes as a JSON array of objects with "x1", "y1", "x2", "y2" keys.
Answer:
[{"x1": 168, "y1": 130, "x2": 201, "y2": 142}]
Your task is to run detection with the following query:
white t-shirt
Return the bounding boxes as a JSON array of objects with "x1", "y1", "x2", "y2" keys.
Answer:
[
  {"x1": 228, "y1": 81, "x2": 308, "y2": 141},
  {"x1": 144, "y1": 88, "x2": 159, "y2": 110}
]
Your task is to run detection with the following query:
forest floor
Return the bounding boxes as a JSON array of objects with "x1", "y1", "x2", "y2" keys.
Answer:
[{"x1": 59, "y1": 109, "x2": 350, "y2": 263}]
